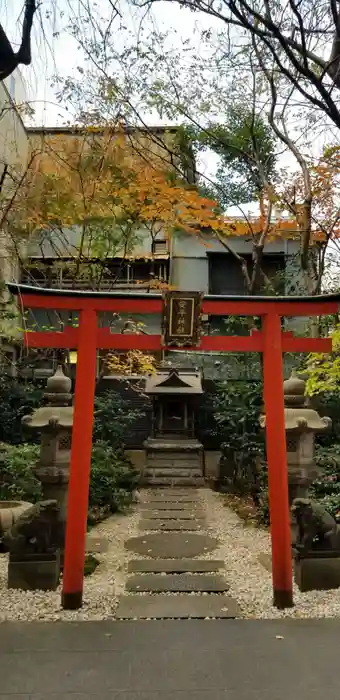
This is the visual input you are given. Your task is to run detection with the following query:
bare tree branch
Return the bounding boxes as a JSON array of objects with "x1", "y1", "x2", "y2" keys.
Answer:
[{"x1": 0, "y1": 0, "x2": 37, "y2": 81}]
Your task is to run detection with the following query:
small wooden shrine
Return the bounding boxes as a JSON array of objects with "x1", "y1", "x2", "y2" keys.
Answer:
[{"x1": 145, "y1": 368, "x2": 203, "y2": 439}]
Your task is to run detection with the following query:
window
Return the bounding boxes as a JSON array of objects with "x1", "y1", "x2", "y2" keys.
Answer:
[
  {"x1": 152, "y1": 239, "x2": 168, "y2": 255},
  {"x1": 208, "y1": 253, "x2": 285, "y2": 296}
]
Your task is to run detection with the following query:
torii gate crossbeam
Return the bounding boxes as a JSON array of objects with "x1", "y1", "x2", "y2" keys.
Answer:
[{"x1": 8, "y1": 283, "x2": 339, "y2": 611}]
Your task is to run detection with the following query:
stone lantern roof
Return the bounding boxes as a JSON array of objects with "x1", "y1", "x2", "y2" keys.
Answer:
[
  {"x1": 22, "y1": 365, "x2": 74, "y2": 431},
  {"x1": 260, "y1": 370, "x2": 331, "y2": 433}
]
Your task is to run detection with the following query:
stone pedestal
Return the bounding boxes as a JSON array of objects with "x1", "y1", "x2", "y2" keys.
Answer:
[
  {"x1": 294, "y1": 554, "x2": 340, "y2": 592},
  {"x1": 8, "y1": 550, "x2": 61, "y2": 591}
]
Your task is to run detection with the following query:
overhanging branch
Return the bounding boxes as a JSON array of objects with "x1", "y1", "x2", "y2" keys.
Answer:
[{"x1": 0, "y1": 0, "x2": 37, "y2": 81}]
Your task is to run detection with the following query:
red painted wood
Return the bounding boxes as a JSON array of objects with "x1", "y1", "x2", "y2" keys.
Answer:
[
  {"x1": 21, "y1": 293, "x2": 339, "y2": 317},
  {"x1": 21, "y1": 293, "x2": 162, "y2": 313},
  {"x1": 202, "y1": 299, "x2": 339, "y2": 316},
  {"x1": 62, "y1": 308, "x2": 98, "y2": 609},
  {"x1": 281, "y1": 335, "x2": 332, "y2": 352},
  {"x1": 263, "y1": 313, "x2": 293, "y2": 609},
  {"x1": 24, "y1": 327, "x2": 78, "y2": 348},
  {"x1": 25, "y1": 327, "x2": 333, "y2": 354}
]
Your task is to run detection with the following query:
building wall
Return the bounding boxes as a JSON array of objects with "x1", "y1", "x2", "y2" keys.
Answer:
[
  {"x1": 170, "y1": 232, "x2": 301, "y2": 295},
  {"x1": 0, "y1": 70, "x2": 28, "y2": 173},
  {"x1": 27, "y1": 126, "x2": 193, "y2": 182},
  {"x1": 0, "y1": 70, "x2": 29, "y2": 342}
]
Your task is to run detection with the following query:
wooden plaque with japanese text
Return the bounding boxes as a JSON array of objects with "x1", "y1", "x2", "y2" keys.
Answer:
[{"x1": 162, "y1": 291, "x2": 202, "y2": 347}]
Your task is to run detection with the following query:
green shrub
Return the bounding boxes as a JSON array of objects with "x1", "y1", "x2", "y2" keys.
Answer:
[
  {"x1": 0, "y1": 440, "x2": 138, "y2": 523},
  {"x1": 93, "y1": 391, "x2": 145, "y2": 448},
  {"x1": 0, "y1": 377, "x2": 43, "y2": 445},
  {"x1": 213, "y1": 379, "x2": 264, "y2": 494},
  {"x1": 89, "y1": 441, "x2": 139, "y2": 521},
  {"x1": 309, "y1": 444, "x2": 340, "y2": 520},
  {"x1": 0, "y1": 443, "x2": 41, "y2": 502}
]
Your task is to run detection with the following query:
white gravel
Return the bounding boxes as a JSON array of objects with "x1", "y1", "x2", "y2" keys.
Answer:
[
  {"x1": 0, "y1": 505, "x2": 140, "y2": 622},
  {"x1": 199, "y1": 488, "x2": 340, "y2": 619},
  {"x1": 4, "y1": 488, "x2": 340, "y2": 621}
]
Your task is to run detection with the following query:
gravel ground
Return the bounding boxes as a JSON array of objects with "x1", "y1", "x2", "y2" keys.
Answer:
[
  {"x1": 3, "y1": 488, "x2": 340, "y2": 621},
  {"x1": 200, "y1": 488, "x2": 340, "y2": 619},
  {"x1": 0, "y1": 505, "x2": 140, "y2": 622}
]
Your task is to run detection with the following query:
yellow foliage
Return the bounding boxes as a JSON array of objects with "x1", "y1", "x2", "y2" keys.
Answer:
[
  {"x1": 106, "y1": 350, "x2": 157, "y2": 376},
  {"x1": 303, "y1": 328, "x2": 339, "y2": 396}
]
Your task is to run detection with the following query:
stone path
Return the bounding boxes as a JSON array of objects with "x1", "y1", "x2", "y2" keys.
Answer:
[{"x1": 116, "y1": 488, "x2": 241, "y2": 619}]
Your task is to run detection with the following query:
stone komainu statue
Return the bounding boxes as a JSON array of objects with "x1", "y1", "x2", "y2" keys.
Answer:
[
  {"x1": 291, "y1": 498, "x2": 340, "y2": 556},
  {"x1": 2, "y1": 500, "x2": 60, "y2": 556}
]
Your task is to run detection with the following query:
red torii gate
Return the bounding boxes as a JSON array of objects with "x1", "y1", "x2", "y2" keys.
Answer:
[{"x1": 8, "y1": 283, "x2": 340, "y2": 611}]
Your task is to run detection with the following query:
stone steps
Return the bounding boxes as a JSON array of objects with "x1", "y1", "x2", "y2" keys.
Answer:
[
  {"x1": 144, "y1": 467, "x2": 204, "y2": 488},
  {"x1": 116, "y1": 488, "x2": 241, "y2": 620},
  {"x1": 144, "y1": 444, "x2": 203, "y2": 487}
]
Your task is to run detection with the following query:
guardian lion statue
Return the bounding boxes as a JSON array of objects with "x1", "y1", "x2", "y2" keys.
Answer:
[
  {"x1": 291, "y1": 497, "x2": 340, "y2": 556},
  {"x1": 2, "y1": 500, "x2": 60, "y2": 556}
]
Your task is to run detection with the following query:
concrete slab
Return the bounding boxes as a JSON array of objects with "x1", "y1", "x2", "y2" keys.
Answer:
[
  {"x1": 141, "y1": 510, "x2": 204, "y2": 519},
  {"x1": 128, "y1": 559, "x2": 225, "y2": 573},
  {"x1": 140, "y1": 502, "x2": 201, "y2": 511},
  {"x1": 116, "y1": 594, "x2": 240, "y2": 619},
  {"x1": 4, "y1": 619, "x2": 340, "y2": 699},
  {"x1": 125, "y1": 533, "x2": 218, "y2": 558},
  {"x1": 126, "y1": 573, "x2": 229, "y2": 592},
  {"x1": 139, "y1": 519, "x2": 205, "y2": 531},
  {"x1": 85, "y1": 535, "x2": 109, "y2": 554}
]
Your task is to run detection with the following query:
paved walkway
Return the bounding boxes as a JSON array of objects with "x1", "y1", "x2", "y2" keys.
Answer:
[
  {"x1": 2, "y1": 618, "x2": 340, "y2": 699},
  {"x1": 116, "y1": 488, "x2": 240, "y2": 619}
]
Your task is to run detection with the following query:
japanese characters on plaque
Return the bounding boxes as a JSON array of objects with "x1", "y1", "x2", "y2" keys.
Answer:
[{"x1": 162, "y1": 291, "x2": 202, "y2": 347}]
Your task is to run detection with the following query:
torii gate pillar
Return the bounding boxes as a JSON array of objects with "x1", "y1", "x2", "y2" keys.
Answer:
[{"x1": 263, "y1": 313, "x2": 292, "y2": 607}]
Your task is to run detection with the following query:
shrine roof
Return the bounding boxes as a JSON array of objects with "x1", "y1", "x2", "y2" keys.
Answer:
[{"x1": 145, "y1": 369, "x2": 203, "y2": 394}]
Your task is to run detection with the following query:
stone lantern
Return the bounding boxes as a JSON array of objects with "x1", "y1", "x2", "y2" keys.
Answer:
[
  {"x1": 22, "y1": 365, "x2": 73, "y2": 557},
  {"x1": 260, "y1": 370, "x2": 331, "y2": 505},
  {"x1": 282, "y1": 370, "x2": 331, "y2": 504}
]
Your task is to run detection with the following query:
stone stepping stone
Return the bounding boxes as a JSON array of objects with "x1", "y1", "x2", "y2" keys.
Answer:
[
  {"x1": 126, "y1": 573, "x2": 229, "y2": 593},
  {"x1": 140, "y1": 501, "x2": 201, "y2": 511},
  {"x1": 139, "y1": 519, "x2": 205, "y2": 531},
  {"x1": 141, "y1": 510, "x2": 204, "y2": 520},
  {"x1": 128, "y1": 558, "x2": 225, "y2": 573},
  {"x1": 85, "y1": 535, "x2": 109, "y2": 554},
  {"x1": 116, "y1": 594, "x2": 241, "y2": 619},
  {"x1": 257, "y1": 553, "x2": 272, "y2": 572},
  {"x1": 150, "y1": 489, "x2": 199, "y2": 496},
  {"x1": 125, "y1": 533, "x2": 218, "y2": 558},
  {"x1": 143, "y1": 495, "x2": 199, "y2": 503}
]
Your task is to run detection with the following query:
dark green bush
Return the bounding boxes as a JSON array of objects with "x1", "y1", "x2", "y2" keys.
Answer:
[
  {"x1": 93, "y1": 391, "x2": 145, "y2": 448},
  {"x1": 0, "y1": 439, "x2": 139, "y2": 525},
  {"x1": 309, "y1": 444, "x2": 340, "y2": 520},
  {"x1": 89, "y1": 441, "x2": 139, "y2": 518},
  {"x1": 0, "y1": 377, "x2": 43, "y2": 445},
  {"x1": 0, "y1": 443, "x2": 41, "y2": 502},
  {"x1": 213, "y1": 379, "x2": 264, "y2": 495}
]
